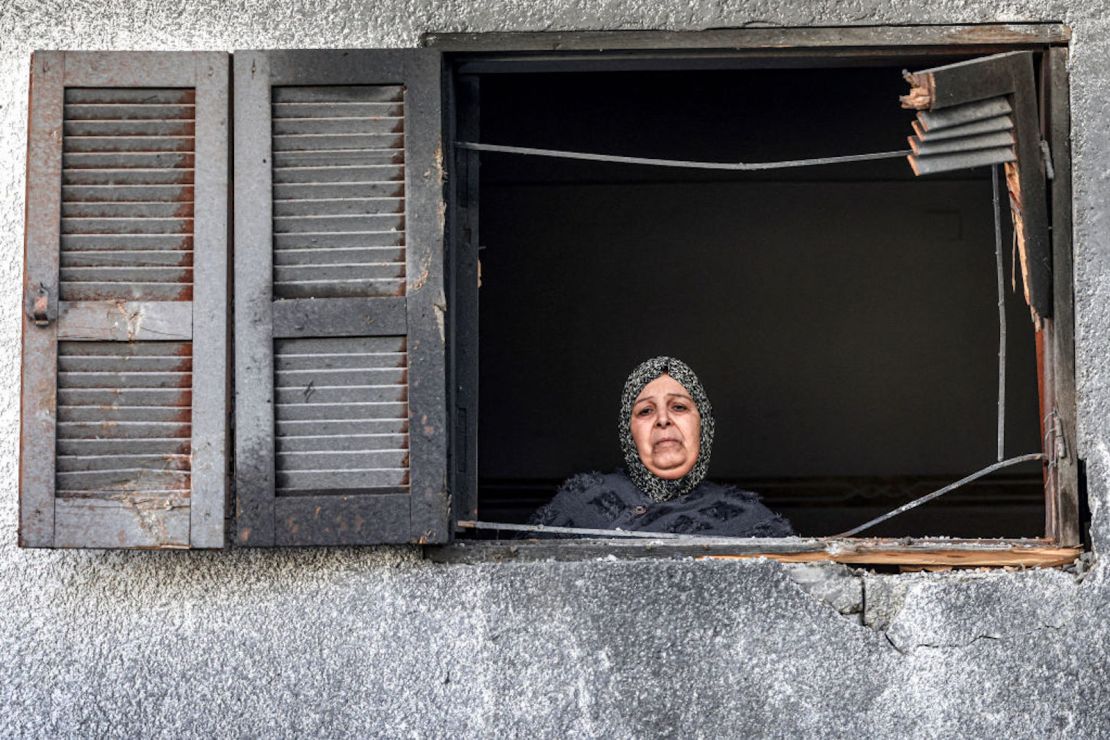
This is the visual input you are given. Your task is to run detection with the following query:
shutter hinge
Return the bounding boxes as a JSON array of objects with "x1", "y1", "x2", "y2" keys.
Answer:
[
  {"x1": 28, "y1": 281, "x2": 56, "y2": 327},
  {"x1": 1048, "y1": 407, "x2": 1068, "y2": 465}
]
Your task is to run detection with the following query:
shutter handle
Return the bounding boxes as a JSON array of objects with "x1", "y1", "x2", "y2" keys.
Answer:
[{"x1": 29, "y1": 281, "x2": 55, "y2": 327}]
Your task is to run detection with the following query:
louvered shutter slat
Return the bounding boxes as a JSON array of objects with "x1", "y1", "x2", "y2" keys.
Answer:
[
  {"x1": 63, "y1": 153, "x2": 196, "y2": 172},
  {"x1": 20, "y1": 51, "x2": 228, "y2": 549},
  {"x1": 235, "y1": 50, "x2": 447, "y2": 547},
  {"x1": 273, "y1": 162, "x2": 403, "y2": 183}
]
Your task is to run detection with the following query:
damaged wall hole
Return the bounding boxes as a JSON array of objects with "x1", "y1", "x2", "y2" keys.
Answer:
[{"x1": 786, "y1": 554, "x2": 1093, "y2": 652}]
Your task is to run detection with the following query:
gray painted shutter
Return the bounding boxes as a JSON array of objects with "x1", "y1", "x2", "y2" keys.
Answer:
[
  {"x1": 20, "y1": 51, "x2": 229, "y2": 548},
  {"x1": 233, "y1": 50, "x2": 448, "y2": 546}
]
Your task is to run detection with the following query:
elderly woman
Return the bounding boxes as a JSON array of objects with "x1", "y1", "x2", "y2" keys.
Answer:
[{"x1": 530, "y1": 356, "x2": 794, "y2": 537}]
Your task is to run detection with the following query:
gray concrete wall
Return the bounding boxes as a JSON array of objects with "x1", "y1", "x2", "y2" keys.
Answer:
[{"x1": 2, "y1": 2, "x2": 1109, "y2": 737}]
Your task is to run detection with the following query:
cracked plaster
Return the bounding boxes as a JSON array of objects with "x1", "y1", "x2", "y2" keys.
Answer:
[{"x1": 2, "y1": 0, "x2": 1110, "y2": 736}]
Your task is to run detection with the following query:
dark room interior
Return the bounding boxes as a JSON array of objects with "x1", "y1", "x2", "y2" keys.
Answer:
[{"x1": 467, "y1": 63, "x2": 1044, "y2": 538}]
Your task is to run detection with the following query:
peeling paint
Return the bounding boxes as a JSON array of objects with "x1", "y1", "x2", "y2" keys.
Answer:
[
  {"x1": 114, "y1": 300, "x2": 143, "y2": 341},
  {"x1": 411, "y1": 264, "x2": 430, "y2": 292},
  {"x1": 433, "y1": 295, "x2": 445, "y2": 343}
]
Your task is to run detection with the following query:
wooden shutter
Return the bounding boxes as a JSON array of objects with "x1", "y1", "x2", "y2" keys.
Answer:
[
  {"x1": 233, "y1": 50, "x2": 448, "y2": 546},
  {"x1": 20, "y1": 51, "x2": 229, "y2": 548}
]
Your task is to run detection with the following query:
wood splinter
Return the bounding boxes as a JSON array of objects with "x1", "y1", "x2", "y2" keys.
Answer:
[
  {"x1": 900, "y1": 70, "x2": 933, "y2": 110},
  {"x1": 1004, "y1": 160, "x2": 1042, "y2": 328}
]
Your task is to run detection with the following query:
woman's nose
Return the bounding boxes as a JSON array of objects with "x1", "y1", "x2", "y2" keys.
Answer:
[{"x1": 655, "y1": 408, "x2": 671, "y2": 427}]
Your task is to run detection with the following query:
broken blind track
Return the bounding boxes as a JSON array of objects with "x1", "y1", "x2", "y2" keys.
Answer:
[
  {"x1": 270, "y1": 85, "x2": 406, "y2": 299},
  {"x1": 61, "y1": 87, "x2": 195, "y2": 302}
]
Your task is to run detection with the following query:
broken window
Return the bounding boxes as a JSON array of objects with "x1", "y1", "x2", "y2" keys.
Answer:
[
  {"x1": 441, "y1": 36, "x2": 1082, "y2": 562},
  {"x1": 17, "y1": 29, "x2": 1083, "y2": 565}
]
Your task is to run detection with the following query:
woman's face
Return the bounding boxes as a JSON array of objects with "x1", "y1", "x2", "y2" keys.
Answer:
[{"x1": 630, "y1": 373, "x2": 701, "y2": 480}]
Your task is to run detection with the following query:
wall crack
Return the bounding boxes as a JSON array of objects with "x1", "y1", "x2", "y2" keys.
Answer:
[{"x1": 891, "y1": 623, "x2": 1067, "y2": 655}]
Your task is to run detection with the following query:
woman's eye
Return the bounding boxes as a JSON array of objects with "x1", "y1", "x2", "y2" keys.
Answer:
[
  {"x1": 672, "y1": 403, "x2": 688, "y2": 412},
  {"x1": 636, "y1": 407, "x2": 653, "y2": 417}
]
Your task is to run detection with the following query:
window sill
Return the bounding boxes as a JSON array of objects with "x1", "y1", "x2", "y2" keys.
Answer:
[{"x1": 424, "y1": 537, "x2": 1081, "y2": 568}]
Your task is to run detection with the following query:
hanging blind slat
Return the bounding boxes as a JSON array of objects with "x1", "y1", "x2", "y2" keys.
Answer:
[
  {"x1": 901, "y1": 51, "x2": 1051, "y2": 321},
  {"x1": 906, "y1": 96, "x2": 1016, "y2": 175}
]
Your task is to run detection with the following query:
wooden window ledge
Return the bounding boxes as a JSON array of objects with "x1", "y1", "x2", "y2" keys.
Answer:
[{"x1": 425, "y1": 537, "x2": 1081, "y2": 568}]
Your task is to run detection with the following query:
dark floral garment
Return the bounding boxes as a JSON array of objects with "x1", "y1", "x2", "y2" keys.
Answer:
[{"x1": 529, "y1": 470, "x2": 794, "y2": 538}]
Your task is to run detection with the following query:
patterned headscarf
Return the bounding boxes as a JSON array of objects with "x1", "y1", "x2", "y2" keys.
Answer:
[{"x1": 619, "y1": 356, "x2": 715, "y2": 501}]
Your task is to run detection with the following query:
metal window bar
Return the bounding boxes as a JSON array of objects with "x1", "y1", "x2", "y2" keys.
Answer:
[
  {"x1": 456, "y1": 141, "x2": 911, "y2": 171},
  {"x1": 993, "y1": 164, "x2": 1008, "y2": 462}
]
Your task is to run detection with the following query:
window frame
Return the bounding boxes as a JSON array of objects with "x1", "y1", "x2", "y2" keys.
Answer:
[{"x1": 430, "y1": 24, "x2": 1083, "y2": 567}]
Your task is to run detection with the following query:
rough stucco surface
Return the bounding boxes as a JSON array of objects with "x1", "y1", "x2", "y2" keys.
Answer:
[{"x1": 2, "y1": 0, "x2": 1110, "y2": 736}]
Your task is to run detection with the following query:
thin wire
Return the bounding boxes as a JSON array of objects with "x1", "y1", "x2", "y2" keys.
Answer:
[
  {"x1": 457, "y1": 520, "x2": 681, "y2": 539},
  {"x1": 993, "y1": 164, "x2": 1008, "y2": 462},
  {"x1": 456, "y1": 519, "x2": 760, "y2": 542},
  {"x1": 456, "y1": 141, "x2": 913, "y2": 172},
  {"x1": 833, "y1": 453, "x2": 1045, "y2": 538}
]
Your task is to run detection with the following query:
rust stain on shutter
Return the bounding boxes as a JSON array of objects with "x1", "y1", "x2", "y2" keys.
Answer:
[{"x1": 54, "y1": 340, "x2": 192, "y2": 547}]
